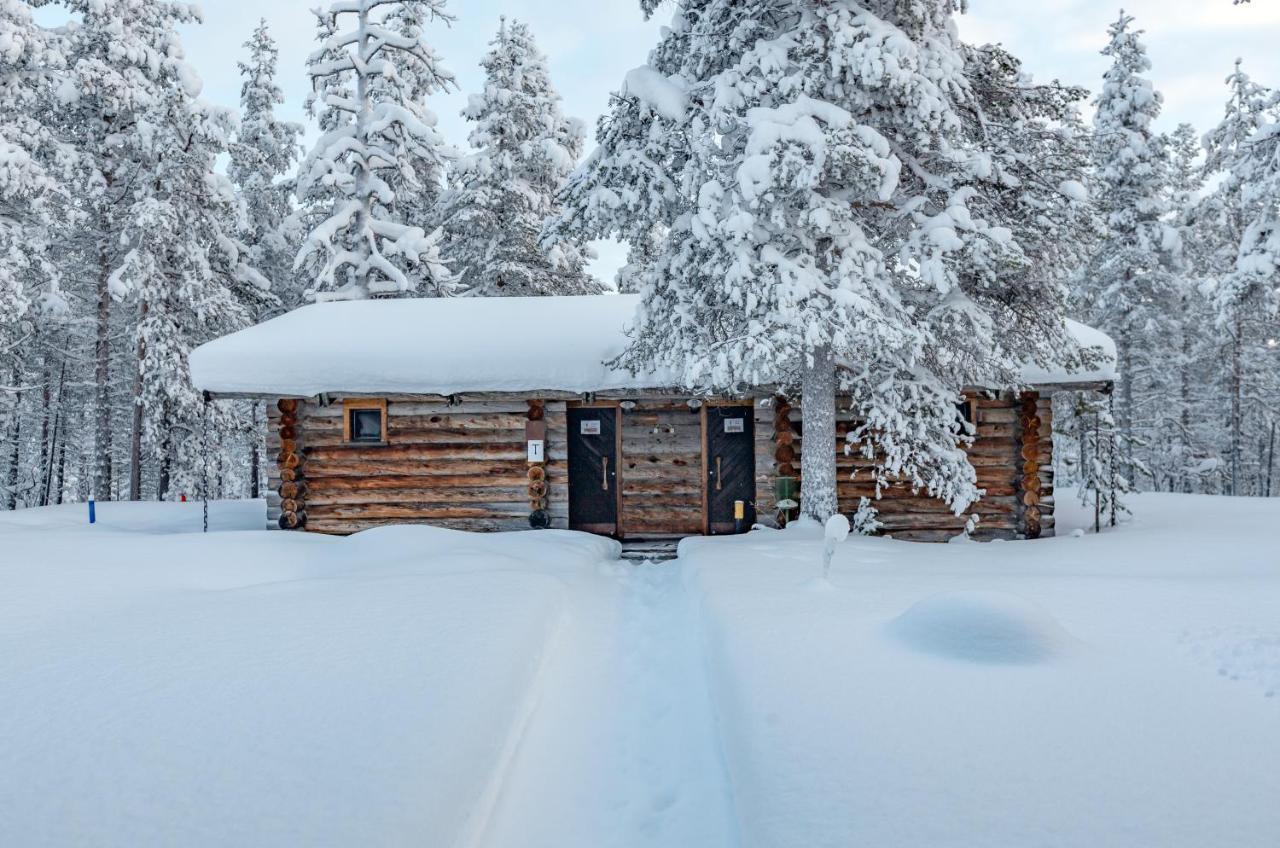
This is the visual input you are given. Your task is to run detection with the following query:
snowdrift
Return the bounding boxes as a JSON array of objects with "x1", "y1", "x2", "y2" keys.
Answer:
[{"x1": 886, "y1": 590, "x2": 1078, "y2": 664}]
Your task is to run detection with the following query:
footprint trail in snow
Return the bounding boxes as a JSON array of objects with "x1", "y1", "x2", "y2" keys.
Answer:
[{"x1": 477, "y1": 559, "x2": 738, "y2": 848}]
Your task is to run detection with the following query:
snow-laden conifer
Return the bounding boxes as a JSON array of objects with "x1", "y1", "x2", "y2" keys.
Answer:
[
  {"x1": 61, "y1": 0, "x2": 221, "y2": 499},
  {"x1": 441, "y1": 19, "x2": 600, "y2": 296},
  {"x1": 0, "y1": 0, "x2": 67, "y2": 334},
  {"x1": 1155, "y1": 123, "x2": 1220, "y2": 491},
  {"x1": 0, "y1": 0, "x2": 72, "y2": 510},
  {"x1": 296, "y1": 0, "x2": 456, "y2": 301},
  {"x1": 91, "y1": 6, "x2": 270, "y2": 500},
  {"x1": 1200, "y1": 60, "x2": 1280, "y2": 494},
  {"x1": 229, "y1": 21, "x2": 303, "y2": 308},
  {"x1": 552, "y1": 0, "x2": 1092, "y2": 525},
  {"x1": 1080, "y1": 12, "x2": 1177, "y2": 480}
]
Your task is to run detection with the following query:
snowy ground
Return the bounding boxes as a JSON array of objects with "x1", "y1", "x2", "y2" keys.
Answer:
[{"x1": 1, "y1": 494, "x2": 1277, "y2": 847}]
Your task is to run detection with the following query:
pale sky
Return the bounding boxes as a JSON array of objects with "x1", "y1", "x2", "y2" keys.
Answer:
[{"x1": 46, "y1": 1, "x2": 1280, "y2": 284}]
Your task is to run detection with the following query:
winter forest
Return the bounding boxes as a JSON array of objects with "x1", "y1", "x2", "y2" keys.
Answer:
[{"x1": 1, "y1": 0, "x2": 1278, "y2": 518}]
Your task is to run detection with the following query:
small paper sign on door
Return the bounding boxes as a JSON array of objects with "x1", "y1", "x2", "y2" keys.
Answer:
[
  {"x1": 724, "y1": 418, "x2": 745, "y2": 434},
  {"x1": 580, "y1": 420, "x2": 602, "y2": 435}
]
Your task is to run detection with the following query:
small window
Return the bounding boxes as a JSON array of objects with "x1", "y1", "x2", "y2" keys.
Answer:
[
  {"x1": 955, "y1": 398, "x2": 977, "y2": 426},
  {"x1": 343, "y1": 399, "x2": 388, "y2": 444}
]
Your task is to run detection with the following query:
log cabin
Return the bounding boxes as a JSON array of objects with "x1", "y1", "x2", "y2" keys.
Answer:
[{"x1": 190, "y1": 295, "x2": 1116, "y2": 543}]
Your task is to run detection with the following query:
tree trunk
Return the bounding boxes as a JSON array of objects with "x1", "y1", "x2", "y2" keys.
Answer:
[
  {"x1": 1179, "y1": 306, "x2": 1193, "y2": 494},
  {"x1": 352, "y1": 5, "x2": 374, "y2": 294},
  {"x1": 1266, "y1": 420, "x2": 1276, "y2": 498},
  {"x1": 128, "y1": 301, "x2": 147, "y2": 501},
  {"x1": 250, "y1": 402, "x2": 261, "y2": 500},
  {"x1": 1117, "y1": 332, "x2": 1134, "y2": 485},
  {"x1": 800, "y1": 345, "x2": 838, "y2": 522},
  {"x1": 1092, "y1": 410, "x2": 1101, "y2": 534},
  {"x1": 53, "y1": 428, "x2": 67, "y2": 505},
  {"x1": 94, "y1": 207, "x2": 114, "y2": 501},
  {"x1": 3, "y1": 368, "x2": 19, "y2": 510},
  {"x1": 1229, "y1": 314, "x2": 1243, "y2": 497},
  {"x1": 38, "y1": 361, "x2": 52, "y2": 507},
  {"x1": 42, "y1": 407, "x2": 60, "y2": 508},
  {"x1": 158, "y1": 444, "x2": 171, "y2": 501}
]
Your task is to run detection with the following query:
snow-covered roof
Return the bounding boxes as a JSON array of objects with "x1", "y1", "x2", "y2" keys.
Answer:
[
  {"x1": 189, "y1": 294, "x2": 1116, "y2": 398},
  {"x1": 190, "y1": 295, "x2": 673, "y2": 397},
  {"x1": 1023, "y1": 319, "x2": 1118, "y2": 387}
]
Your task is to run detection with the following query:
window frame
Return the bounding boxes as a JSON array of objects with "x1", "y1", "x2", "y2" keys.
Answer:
[{"x1": 343, "y1": 398, "x2": 389, "y2": 446}]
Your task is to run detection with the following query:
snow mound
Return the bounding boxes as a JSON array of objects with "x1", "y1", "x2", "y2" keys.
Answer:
[
  {"x1": 887, "y1": 591, "x2": 1076, "y2": 665},
  {"x1": 341, "y1": 524, "x2": 622, "y2": 572}
]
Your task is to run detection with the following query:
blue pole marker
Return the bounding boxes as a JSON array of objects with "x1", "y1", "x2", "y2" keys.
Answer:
[{"x1": 88, "y1": 495, "x2": 96, "y2": 525}]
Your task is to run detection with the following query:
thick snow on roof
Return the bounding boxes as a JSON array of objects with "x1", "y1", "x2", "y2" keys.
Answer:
[
  {"x1": 190, "y1": 294, "x2": 1116, "y2": 397},
  {"x1": 1021, "y1": 319, "x2": 1119, "y2": 386},
  {"x1": 190, "y1": 295, "x2": 671, "y2": 397}
]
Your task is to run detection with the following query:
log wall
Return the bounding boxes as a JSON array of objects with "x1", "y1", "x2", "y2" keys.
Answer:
[
  {"x1": 268, "y1": 390, "x2": 1056, "y2": 542},
  {"x1": 750, "y1": 392, "x2": 1055, "y2": 542},
  {"x1": 269, "y1": 397, "x2": 568, "y2": 535}
]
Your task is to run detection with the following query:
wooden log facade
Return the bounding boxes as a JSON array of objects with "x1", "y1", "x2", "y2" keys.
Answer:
[{"x1": 265, "y1": 389, "x2": 1057, "y2": 542}]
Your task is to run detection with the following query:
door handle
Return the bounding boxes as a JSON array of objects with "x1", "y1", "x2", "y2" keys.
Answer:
[
  {"x1": 602, "y1": 457, "x2": 609, "y2": 491},
  {"x1": 715, "y1": 456, "x2": 722, "y2": 491}
]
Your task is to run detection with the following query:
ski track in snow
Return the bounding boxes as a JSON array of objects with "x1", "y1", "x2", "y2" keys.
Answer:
[{"x1": 478, "y1": 560, "x2": 739, "y2": 848}]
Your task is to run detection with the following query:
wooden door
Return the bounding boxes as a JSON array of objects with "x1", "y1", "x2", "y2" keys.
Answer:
[
  {"x1": 704, "y1": 405, "x2": 757, "y2": 534},
  {"x1": 620, "y1": 400, "x2": 704, "y2": 538},
  {"x1": 567, "y1": 405, "x2": 621, "y2": 535}
]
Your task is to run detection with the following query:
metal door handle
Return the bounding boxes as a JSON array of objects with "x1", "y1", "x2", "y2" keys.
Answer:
[
  {"x1": 715, "y1": 456, "x2": 722, "y2": 491},
  {"x1": 602, "y1": 457, "x2": 609, "y2": 491}
]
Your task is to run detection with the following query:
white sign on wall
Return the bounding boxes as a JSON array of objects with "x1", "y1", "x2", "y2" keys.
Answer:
[
  {"x1": 527, "y1": 440, "x2": 545, "y2": 462},
  {"x1": 580, "y1": 420, "x2": 602, "y2": 435}
]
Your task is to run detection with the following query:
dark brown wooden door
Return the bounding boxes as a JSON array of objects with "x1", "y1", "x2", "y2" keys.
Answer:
[
  {"x1": 567, "y1": 406, "x2": 620, "y2": 535},
  {"x1": 705, "y1": 405, "x2": 756, "y2": 534}
]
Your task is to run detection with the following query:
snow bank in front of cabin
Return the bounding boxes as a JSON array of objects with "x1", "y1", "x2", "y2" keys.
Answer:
[
  {"x1": 680, "y1": 493, "x2": 1280, "y2": 848},
  {"x1": 0, "y1": 502, "x2": 613, "y2": 848}
]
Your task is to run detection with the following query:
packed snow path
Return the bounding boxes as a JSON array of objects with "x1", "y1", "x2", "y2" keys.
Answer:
[{"x1": 479, "y1": 560, "x2": 738, "y2": 848}]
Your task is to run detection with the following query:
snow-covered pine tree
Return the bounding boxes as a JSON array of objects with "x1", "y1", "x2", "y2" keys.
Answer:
[
  {"x1": 296, "y1": 0, "x2": 456, "y2": 301},
  {"x1": 54, "y1": 0, "x2": 269, "y2": 501},
  {"x1": 60, "y1": 0, "x2": 215, "y2": 500},
  {"x1": 440, "y1": 18, "x2": 600, "y2": 296},
  {"x1": 1063, "y1": 391, "x2": 1133, "y2": 532},
  {"x1": 228, "y1": 20, "x2": 304, "y2": 498},
  {"x1": 100, "y1": 5, "x2": 271, "y2": 501},
  {"x1": 0, "y1": 0, "x2": 72, "y2": 510},
  {"x1": 1081, "y1": 11, "x2": 1177, "y2": 484},
  {"x1": 289, "y1": 10, "x2": 350, "y2": 294},
  {"x1": 1200, "y1": 60, "x2": 1280, "y2": 495},
  {"x1": 376, "y1": 0, "x2": 456, "y2": 259},
  {"x1": 1159, "y1": 122, "x2": 1221, "y2": 492},
  {"x1": 229, "y1": 20, "x2": 303, "y2": 309},
  {"x1": 551, "y1": 1, "x2": 1092, "y2": 526}
]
